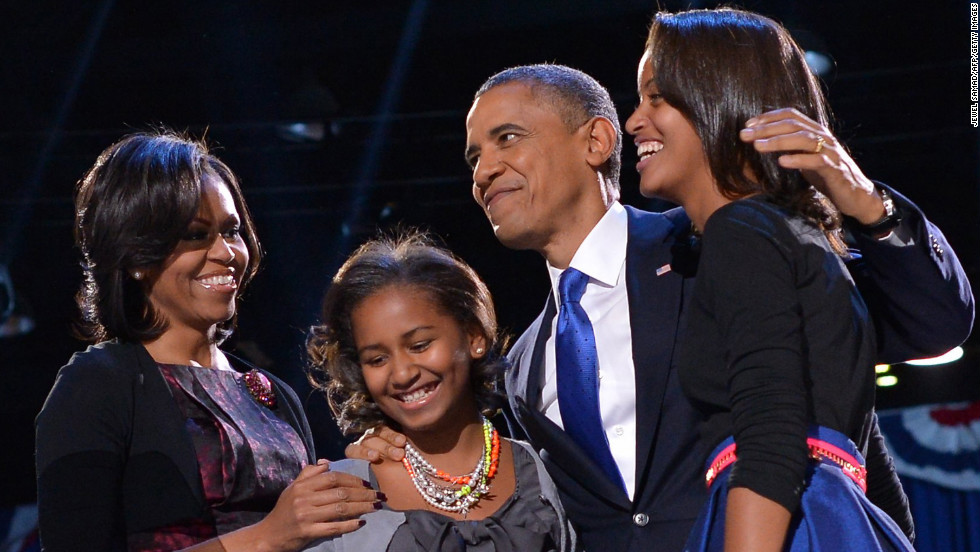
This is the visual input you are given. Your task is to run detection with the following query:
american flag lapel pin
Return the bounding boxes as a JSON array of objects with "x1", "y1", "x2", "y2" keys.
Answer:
[{"x1": 656, "y1": 264, "x2": 672, "y2": 276}]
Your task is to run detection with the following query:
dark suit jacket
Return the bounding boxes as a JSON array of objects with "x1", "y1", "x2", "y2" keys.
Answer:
[
  {"x1": 505, "y1": 191, "x2": 974, "y2": 552},
  {"x1": 35, "y1": 340, "x2": 316, "y2": 552}
]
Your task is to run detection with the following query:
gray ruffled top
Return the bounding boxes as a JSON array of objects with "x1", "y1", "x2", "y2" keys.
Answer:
[{"x1": 305, "y1": 439, "x2": 576, "y2": 552}]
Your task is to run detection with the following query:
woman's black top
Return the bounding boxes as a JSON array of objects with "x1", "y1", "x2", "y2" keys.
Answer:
[{"x1": 678, "y1": 197, "x2": 910, "y2": 532}]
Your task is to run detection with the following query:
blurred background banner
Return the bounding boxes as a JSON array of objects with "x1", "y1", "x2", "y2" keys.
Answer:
[{"x1": 879, "y1": 402, "x2": 980, "y2": 551}]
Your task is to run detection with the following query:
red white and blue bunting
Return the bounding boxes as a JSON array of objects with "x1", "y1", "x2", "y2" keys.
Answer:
[{"x1": 878, "y1": 401, "x2": 980, "y2": 491}]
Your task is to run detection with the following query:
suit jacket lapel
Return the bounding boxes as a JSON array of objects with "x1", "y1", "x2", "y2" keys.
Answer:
[
  {"x1": 624, "y1": 206, "x2": 690, "y2": 493},
  {"x1": 525, "y1": 295, "x2": 554, "y2": 404},
  {"x1": 506, "y1": 295, "x2": 553, "y2": 411},
  {"x1": 513, "y1": 293, "x2": 633, "y2": 507},
  {"x1": 509, "y1": 207, "x2": 692, "y2": 508}
]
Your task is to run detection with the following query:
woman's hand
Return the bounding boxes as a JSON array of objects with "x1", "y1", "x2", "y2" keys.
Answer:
[
  {"x1": 740, "y1": 108, "x2": 887, "y2": 225},
  {"x1": 345, "y1": 425, "x2": 408, "y2": 463},
  {"x1": 213, "y1": 460, "x2": 384, "y2": 552}
]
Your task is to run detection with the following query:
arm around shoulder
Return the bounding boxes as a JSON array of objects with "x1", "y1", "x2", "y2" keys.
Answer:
[{"x1": 847, "y1": 182, "x2": 974, "y2": 363}]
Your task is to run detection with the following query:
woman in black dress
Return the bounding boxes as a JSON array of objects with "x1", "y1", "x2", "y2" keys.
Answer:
[
  {"x1": 35, "y1": 131, "x2": 381, "y2": 551},
  {"x1": 625, "y1": 8, "x2": 914, "y2": 551}
]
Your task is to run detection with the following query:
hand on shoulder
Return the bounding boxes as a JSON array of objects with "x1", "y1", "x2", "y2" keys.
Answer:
[
  {"x1": 345, "y1": 425, "x2": 407, "y2": 463},
  {"x1": 740, "y1": 108, "x2": 886, "y2": 224}
]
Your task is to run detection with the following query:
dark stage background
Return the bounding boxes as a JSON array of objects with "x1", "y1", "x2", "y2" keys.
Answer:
[{"x1": 2, "y1": 0, "x2": 978, "y2": 507}]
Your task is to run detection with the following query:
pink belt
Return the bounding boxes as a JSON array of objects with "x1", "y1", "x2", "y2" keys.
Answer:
[{"x1": 705, "y1": 438, "x2": 868, "y2": 493}]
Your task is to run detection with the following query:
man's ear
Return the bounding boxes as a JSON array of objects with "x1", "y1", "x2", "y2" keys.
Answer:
[{"x1": 584, "y1": 116, "x2": 618, "y2": 170}]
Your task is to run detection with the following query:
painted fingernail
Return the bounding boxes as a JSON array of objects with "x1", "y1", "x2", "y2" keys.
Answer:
[
  {"x1": 362, "y1": 480, "x2": 373, "y2": 488},
  {"x1": 745, "y1": 118, "x2": 759, "y2": 127},
  {"x1": 374, "y1": 501, "x2": 384, "y2": 510},
  {"x1": 358, "y1": 519, "x2": 367, "y2": 527},
  {"x1": 376, "y1": 492, "x2": 388, "y2": 501}
]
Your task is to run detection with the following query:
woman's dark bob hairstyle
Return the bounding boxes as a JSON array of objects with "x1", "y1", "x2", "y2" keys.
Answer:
[
  {"x1": 74, "y1": 130, "x2": 261, "y2": 344},
  {"x1": 646, "y1": 8, "x2": 840, "y2": 232},
  {"x1": 307, "y1": 231, "x2": 508, "y2": 436}
]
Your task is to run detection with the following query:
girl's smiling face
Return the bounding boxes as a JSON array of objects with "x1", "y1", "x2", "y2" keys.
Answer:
[
  {"x1": 351, "y1": 284, "x2": 486, "y2": 436},
  {"x1": 625, "y1": 50, "x2": 714, "y2": 206}
]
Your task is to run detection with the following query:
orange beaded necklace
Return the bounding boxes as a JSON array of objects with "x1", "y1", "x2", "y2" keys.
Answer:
[{"x1": 401, "y1": 416, "x2": 501, "y2": 515}]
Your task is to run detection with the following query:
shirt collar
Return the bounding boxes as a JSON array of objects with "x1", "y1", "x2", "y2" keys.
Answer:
[{"x1": 547, "y1": 201, "x2": 628, "y2": 299}]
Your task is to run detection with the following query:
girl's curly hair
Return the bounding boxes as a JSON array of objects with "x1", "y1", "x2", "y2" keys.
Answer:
[{"x1": 306, "y1": 231, "x2": 508, "y2": 436}]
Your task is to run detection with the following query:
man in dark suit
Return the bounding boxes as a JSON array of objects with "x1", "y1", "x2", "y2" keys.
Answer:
[{"x1": 352, "y1": 64, "x2": 974, "y2": 551}]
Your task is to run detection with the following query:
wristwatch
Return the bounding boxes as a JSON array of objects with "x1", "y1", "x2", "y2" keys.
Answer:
[{"x1": 857, "y1": 187, "x2": 902, "y2": 237}]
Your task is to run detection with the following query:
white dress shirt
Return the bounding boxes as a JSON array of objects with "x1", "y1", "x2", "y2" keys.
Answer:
[{"x1": 538, "y1": 201, "x2": 637, "y2": 499}]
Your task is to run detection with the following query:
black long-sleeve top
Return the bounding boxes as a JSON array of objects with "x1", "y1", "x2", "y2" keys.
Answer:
[
  {"x1": 678, "y1": 197, "x2": 911, "y2": 533},
  {"x1": 34, "y1": 340, "x2": 316, "y2": 551}
]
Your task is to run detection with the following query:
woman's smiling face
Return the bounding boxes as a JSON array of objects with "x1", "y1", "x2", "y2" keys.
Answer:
[{"x1": 145, "y1": 176, "x2": 249, "y2": 337}]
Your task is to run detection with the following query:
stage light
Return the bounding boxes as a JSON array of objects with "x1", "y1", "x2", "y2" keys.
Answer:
[
  {"x1": 0, "y1": 264, "x2": 35, "y2": 338},
  {"x1": 276, "y1": 122, "x2": 326, "y2": 143},
  {"x1": 0, "y1": 264, "x2": 11, "y2": 323},
  {"x1": 805, "y1": 50, "x2": 833, "y2": 77},
  {"x1": 877, "y1": 375, "x2": 899, "y2": 387},
  {"x1": 905, "y1": 347, "x2": 965, "y2": 366},
  {"x1": 875, "y1": 364, "x2": 891, "y2": 374}
]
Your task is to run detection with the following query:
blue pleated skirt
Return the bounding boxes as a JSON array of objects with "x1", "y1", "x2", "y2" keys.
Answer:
[{"x1": 684, "y1": 426, "x2": 915, "y2": 552}]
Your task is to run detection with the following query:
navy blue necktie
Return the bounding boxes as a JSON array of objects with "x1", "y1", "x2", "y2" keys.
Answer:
[{"x1": 555, "y1": 267, "x2": 626, "y2": 492}]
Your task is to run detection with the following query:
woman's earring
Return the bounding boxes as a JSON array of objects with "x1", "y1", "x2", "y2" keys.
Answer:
[
  {"x1": 475, "y1": 347, "x2": 484, "y2": 355},
  {"x1": 132, "y1": 271, "x2": 143, "y2": 280}
]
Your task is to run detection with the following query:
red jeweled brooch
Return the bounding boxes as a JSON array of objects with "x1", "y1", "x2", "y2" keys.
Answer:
[{"x1": 243, "y1": 369, "x2": 277, "y2": 408}]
